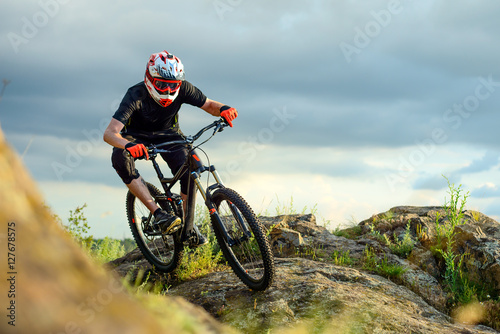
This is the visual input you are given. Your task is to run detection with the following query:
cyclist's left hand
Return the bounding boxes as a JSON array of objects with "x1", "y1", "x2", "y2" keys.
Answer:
[
  {"x1": 220, "y1": 107, "x2": 238, "y2": 127},
  {"x1": 125, "y1": 143, "x2": 149, "y2": 160}
]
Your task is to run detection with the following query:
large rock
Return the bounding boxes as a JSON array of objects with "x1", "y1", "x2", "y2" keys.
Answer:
[
  {"x1": 167, "y1": 257, "x2": 496, "y2": 334},
  {"x1": 109, "y1": 208, "x2": 500, "y2": 333},
  {"x1": 0, "y1": 127, "x2": 235, "y2": 334},
  {"x1": 359, "y1": 206, "x2": 500, "y2": 300}
]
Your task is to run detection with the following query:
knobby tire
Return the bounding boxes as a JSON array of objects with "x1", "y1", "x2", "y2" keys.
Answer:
[
  {"x1": 126, "y1": 182, "x2": 184, "y2": 273},
  {"x1": 211, "y1": 188, "x2": 275, "y2": 291}
]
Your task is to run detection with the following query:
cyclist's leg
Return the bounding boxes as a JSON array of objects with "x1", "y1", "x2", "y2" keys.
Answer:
[
  {"x1": 111, "y1": 136, "x2": 160, "y2": 214},
  {"x1": 127, "y1": 178, "x2": 160, "y2": 213}
]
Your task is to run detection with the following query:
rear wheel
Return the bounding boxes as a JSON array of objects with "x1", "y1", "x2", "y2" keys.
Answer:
[
  {"x1": 126, "y1": 182, "x2": 184, "y2": 273},
  {"x1": 211, "y1": 188, "x2": 275, "y2": 291}
]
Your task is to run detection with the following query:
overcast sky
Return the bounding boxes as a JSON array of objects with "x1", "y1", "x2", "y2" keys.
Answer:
[{"x1": 1, "y1": 0, "x2": 499, "y2": 238}]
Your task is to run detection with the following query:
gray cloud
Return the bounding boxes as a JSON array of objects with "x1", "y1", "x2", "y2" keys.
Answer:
[
  {"x1": 456, "y1": 150, "x2": 499, "y2": 174},
  {"x1": 471, "y1": 184, "x2": 500, "y2": 199},
  {"x1": 1, "y1": 0, "x2": 500, "y2": 215},
  {"x1": 412, "y1": 173, "x2": 458, "y2": 191}
]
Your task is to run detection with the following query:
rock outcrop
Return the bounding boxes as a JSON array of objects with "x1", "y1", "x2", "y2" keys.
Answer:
[{"x1": 109, "y1": 210, "x2": 500, "y2": 333}]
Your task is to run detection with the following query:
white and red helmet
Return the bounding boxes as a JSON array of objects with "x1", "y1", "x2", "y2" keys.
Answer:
[{"x1": 144, "y1": 51, "x2": 185, "y2": 107}]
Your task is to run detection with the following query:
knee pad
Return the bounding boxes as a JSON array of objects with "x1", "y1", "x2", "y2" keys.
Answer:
[{"x1": 111, "y1": 147, "x2": 141, "y2": 184}]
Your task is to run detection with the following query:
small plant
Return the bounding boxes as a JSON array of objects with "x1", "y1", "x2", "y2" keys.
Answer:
[
  {"x1": 296, "y1": 246, "x2": 318, "y2": 261},
  {"x1": 439, "y1": 249, "x2": 477, "y2": 306},
  {"x1": 435, "y1": 177, "x2": 469, "y2": 245},
  {"x1": 377, "y1": 256, "x2": 408, "y2": 278},
  {"x1": 305, "y1": 203, "x2": 319, "y2": 216},
  {"x1": 362, "y1": 246, "x2": 407, "y2": 279},
  {"x1": 332, "y1": 225, "x2": 362, "y2": 240},
  {"x1": 384, "y1": 223, "x2": 415, "y2": 258},
  {"x1": 362, "y1": 246, "x2": 378, "y2": 271},
  {"x1": 443, "y1": 177, "x2": 469, "y2": 228},
  {"x1": 64, "y1": 204, "x2": 93, "y2": 249},
  {"x1": 470, "y1": 210, "x2": 481, "y2": 222},
  {"x1": 382, "y1": 210, "x2": 395, "y2": 221},
  {"x1": 415, "y1": 223, "x2": 429, "y2": 242},
  {"x1": 122, "y1": 269, "x2": 164, "y2": 295},
  {"x1": 331, "y1": 249, "x2": 353, "y2": 266},
  {"x1": 436, "y1": 176, "x2": 478, "y2": 307},
  {"x1": 368, "y1": 223, "x2": 385, "y2": 243},
  {"x1": 274, "y1": 195, "x2": 297, "y2": 216}
]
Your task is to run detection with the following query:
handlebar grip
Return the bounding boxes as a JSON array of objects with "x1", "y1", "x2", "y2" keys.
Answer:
[{"x1": 220, "y1": 117, "x2": 230, "y2": 127}]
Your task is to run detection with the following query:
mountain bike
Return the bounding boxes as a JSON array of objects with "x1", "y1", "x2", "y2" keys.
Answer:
[{"x1": 126, "y1": 118, "x2": 275, "y2": 291}]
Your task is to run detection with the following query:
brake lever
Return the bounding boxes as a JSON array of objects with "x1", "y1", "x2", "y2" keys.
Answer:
[
  {"x1": 214, "y1": 120, "x2": 228, "y2": 134},
  {"x1": 218, "y1": 118, "x2": 229, "y2": 132}
]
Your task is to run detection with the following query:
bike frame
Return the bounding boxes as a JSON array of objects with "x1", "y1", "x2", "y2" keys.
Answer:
[{"x1": 145, "y1": 120, "x2": 249, "y2": 245}]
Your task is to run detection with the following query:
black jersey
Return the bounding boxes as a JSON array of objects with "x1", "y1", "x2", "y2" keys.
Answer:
[{"x1": 112, "y1": 81, "x2": 207, "y2": 139}]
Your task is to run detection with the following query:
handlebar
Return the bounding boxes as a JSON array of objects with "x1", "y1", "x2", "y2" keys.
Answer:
[{"x1": 148, "y1": 117, "x2": 228, "y2": 155}]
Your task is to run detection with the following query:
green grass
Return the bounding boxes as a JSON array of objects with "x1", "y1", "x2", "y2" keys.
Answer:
[
  {"x1": 177, "y1": 244, "x2": 225, "y2": 281},
  {"x1": 384, "y1": 223, "x2": 416, "y2": 258},
  {"x1": 332, "y1": 216, "x2": 363, "y2": 240},
  {"x1": 176, "y1": 205, "x2": 227, "y2": 281},
  {"x1": 332, "y1": 225, "x2": 363, "y2": 239},
  {"x1": 368, "y1": 222, "x2": 386, "y2": 243},
  {"x1": 331, "y1": 249, "x2": 354, "y2": 266},
  {"x1": 362, "y1": 246, "x2": 407, "y2": 279},
  {"x1": 434, "y1": 176, "x2": 479, "y2": 309},
  {"x1": 295, "y1": 244, "x2": 328, "y2": 261},
  {"x1": 89, "y1": 237, "x2": 126, "y2": 263}
]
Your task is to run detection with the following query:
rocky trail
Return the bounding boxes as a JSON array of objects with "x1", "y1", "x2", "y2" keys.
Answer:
[{"x1": 108, "y1": 208, "x2": 500, "y2": 333}]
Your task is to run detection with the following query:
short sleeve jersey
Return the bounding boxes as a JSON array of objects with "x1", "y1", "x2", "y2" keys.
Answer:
[{"x1": 112, "y1": 81, "x2": 207, "y2": 138}]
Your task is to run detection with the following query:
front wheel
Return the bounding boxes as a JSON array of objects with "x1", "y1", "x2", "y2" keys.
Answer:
[{"x1": 210, "y1": 188, "x2": 275, "y2": 291}]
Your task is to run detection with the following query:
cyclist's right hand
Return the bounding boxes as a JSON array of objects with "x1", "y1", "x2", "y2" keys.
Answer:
[
  {"x1": 125, "y1": 143, "x2": 149, "y2": 160},
  {"x1": 220, "y1": 106, "x2": 238, "y2": 127}
]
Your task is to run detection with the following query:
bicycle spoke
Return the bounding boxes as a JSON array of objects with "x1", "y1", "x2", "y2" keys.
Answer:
[{"x1": 127, "y1": 182, "x2": 183, "y2": 273}]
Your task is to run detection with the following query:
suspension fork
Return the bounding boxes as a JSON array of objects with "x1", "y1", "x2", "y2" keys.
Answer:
[
  {"x1": 190, "y1": 169, "x2": 235, "y2": 246},
  {"x1": 181, "y1": 177, "x2": 197, "y2": 240},
  {"x1": 207, "y1": 166, "x2": 252, "y2": 238},
  {"x1": 191, "y1": 167, "x2": 251, "y2": 246}
]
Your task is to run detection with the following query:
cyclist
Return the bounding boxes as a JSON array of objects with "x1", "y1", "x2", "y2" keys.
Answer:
[{"x1": 103, "y1": 50, "x2": 238, "y2": 247}]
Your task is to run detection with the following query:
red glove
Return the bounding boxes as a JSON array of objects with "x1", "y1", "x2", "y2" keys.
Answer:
[
  {"x1": 125, "y1": 143, "x2": 149, "y2": 160},
  {"x1": 220, "y1": 106, "x2": 238, "y2": 127}
]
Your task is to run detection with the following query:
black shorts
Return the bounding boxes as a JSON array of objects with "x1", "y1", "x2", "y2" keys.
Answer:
[{"x1": 111, "y1": 133, "x2": 190, "y2": 194}]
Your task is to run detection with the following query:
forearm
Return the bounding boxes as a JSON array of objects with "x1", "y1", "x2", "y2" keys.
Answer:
[
  {"x1": 201, "y1": 98, "x2": 225, "y2": 117},
  {"x1": 103, "y1": 130, "x2": 130, "y2": 149},
  {"x1": 103, "y1": 118, "x2": 130, "y2": 149}
]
